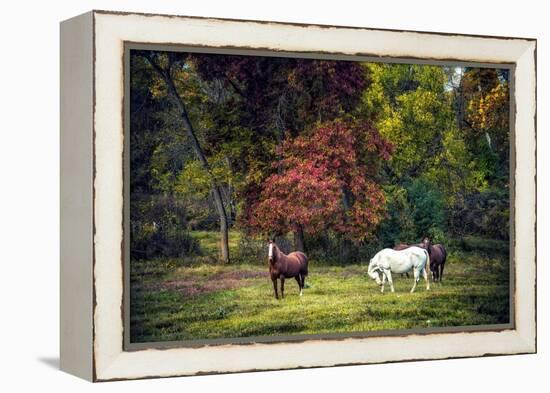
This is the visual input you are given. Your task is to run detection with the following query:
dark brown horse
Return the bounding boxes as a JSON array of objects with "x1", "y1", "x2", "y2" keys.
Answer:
[
  {"x1": 421, "y1": 237, "x2": 447, "y2": 282},
  {"x1": 393, "y1": 242, "x2": 425, "y2": 251},
  {"x1": 268, "y1": 240, "x2": 308, "y2": 299}
]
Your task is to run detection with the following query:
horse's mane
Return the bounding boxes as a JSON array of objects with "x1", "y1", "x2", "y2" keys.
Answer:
[
  {"x1": 272, "y1": 241, "x2": 294, "y2": 263},
  {"x1": 273, "y1": 242, "x2": 285, "y2": 259}
]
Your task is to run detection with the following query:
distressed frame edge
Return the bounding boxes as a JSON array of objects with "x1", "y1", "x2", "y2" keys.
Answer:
[
  {"x1": 90, "y1": 11, "x2": 537, "y2": 381},
  {"x1": 59, "y1": 10, "x2": 95, "y2": 382},
  {"x1": 90, "y1": 8, "x2": 537, "y2": 42},
  {"x1": 512, "y1": 40, "x2": 537, "y2": 354}
]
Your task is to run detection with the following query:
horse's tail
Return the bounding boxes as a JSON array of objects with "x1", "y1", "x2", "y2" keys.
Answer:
[
  {"x1": 300, "y1": 253, "x2": 309, "y2": 276},
  {"x1": 423, "y1": 248, "x2": 430, "y2": 276}
]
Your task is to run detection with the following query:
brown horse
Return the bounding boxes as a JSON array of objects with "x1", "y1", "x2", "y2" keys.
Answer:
[
  {"x1": 421, "y1": 237, "x2": 447, "y2": 282},
  {"x1": 268, "y1": 240, "x2": 308, "y2": 299},
  {"x1": 393, "y1": 242, "x2": 424, "y2": 251}
]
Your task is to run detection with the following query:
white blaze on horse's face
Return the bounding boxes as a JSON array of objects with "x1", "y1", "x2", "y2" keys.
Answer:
[{"x1": 268, "y1": 243, "x2": 273, "y2": 259}]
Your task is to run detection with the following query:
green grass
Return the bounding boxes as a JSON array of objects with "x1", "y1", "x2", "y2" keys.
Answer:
[
  {"x1": 130, "y1": 250, "x2": 510, "y2": 343},
  {"x1": 190, "y1": 230, "x2": 242, "y2": 256}
]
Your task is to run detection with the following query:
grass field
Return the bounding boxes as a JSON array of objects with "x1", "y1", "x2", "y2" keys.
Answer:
[
  {"x1": 190, "y1": 230, "x2": 242, "y2": 256},
  {"x1": 130, "y1": 232, "x2": 510, "y2": 343}
]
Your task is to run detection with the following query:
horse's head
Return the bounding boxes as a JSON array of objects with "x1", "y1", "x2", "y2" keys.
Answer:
[
  {"x1": 422, "y1": 237, "x2": 431, "y2": 249},
  {"x1": 268, "y1": 240, "x2": 277, "y2": 265},
  {"x1": 367, "y1": 259, "x2": 382, "y2": 285}
]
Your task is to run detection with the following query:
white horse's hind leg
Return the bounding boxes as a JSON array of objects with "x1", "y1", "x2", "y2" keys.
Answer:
[
  {"x1": 380, "y1": 272, "x2": 386, "y2": 293},
  {"x1": 423, "y1": 268, "x2": 430, "y2": 290},
  {"x1": 410, "y1": 269, "x2": 419, "y2": 293},
  {"x1": 386, "y1": 270, "x2": 395, "y2": 293}
]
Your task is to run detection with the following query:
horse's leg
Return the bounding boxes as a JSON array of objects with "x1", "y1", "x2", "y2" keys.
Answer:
[
  {"x1": 280, "y1": 276, "x2": 285, "y2": 299},
  {"x1": 439, "y1": 263, "x2": 445, "y2": 282},
  {"x1": 410, "y1": 269, "x2": 419, "y2": 293},
  {"x1": 423, "y1": 267, "x2": 430, "y2": 290},
  {"x1": 295, "y1": 276, "x2": 302, "y2": 296},
  {"x1": 301, "y1": 274, "x2": 306, "y2": 294},
  {"x1": 272, "y1": 278, "x2": 279, "y2": 299},
  {"x1": 386, "y1": 270, "x2": 395, "y2": 293},
  {"x1": 380, "y1": 271, "x2": 386, "y2": 293}
]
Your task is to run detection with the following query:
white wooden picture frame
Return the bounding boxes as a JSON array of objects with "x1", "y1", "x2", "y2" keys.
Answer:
[{"x1": 60, "y1": 10, "x2": 536, "y2": 382}]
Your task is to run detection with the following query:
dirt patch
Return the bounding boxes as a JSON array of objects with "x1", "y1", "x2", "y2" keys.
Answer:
[
  {"x1": 144, "y1": 270, "x2": 268, "y2": 297},
  {"x1": 212, "y1": 270, "x2": 266, "y2": 280}
]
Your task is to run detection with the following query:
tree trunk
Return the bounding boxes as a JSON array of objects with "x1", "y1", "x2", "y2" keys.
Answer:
[
  {"x1": 224, "y1": 156, "x2": 237, "y2": 225},
  {"x1": 146, "y1": 56, "x2": 230, "y2": 263},
  {"x1": 341, "y1": 187, "x2": 353, "y2": 211},
  {"x1": 340, "y1": 187, "x2": 353, "y2": 261},
  {"x1": 294, "y1": 225, "x2": 305, "y2": 252},
  {"x1": 275, "y1": 95, "x2": 286, "y2": 175},
  {"x1": 321, "y1": 230, "x2": 331, "y2": 258}
]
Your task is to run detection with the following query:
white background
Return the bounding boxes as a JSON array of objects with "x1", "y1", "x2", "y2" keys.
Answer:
[{"x1": 0, "y1": 0, "x2": 545, "y2": 391}]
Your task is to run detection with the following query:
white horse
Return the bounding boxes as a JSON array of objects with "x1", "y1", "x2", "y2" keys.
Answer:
[{"x1": 367, "y1": 246, "x2": 430, "y2": 293}]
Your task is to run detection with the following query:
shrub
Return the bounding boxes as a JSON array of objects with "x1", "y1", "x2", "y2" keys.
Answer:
[
  {"x1": 376, "y1": 179, "x2": 447, "y2": 248},
  {"x1": 131, "y1": 225, "x2": 200, "y2": 260},
  {"x1": 232, "y1": 235, "x2": 266, "y2": 265},
  {"x1": 449, "y1": 188, "x2": 509, "y2": 240},
  {"x1": 460, "y1": 236, "x2": 509, "y2": 255},
  {"x1": 130, "y1": 194, "x2": 200, "y2": 260}
]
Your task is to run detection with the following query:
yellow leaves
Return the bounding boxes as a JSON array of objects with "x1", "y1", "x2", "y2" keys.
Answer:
[
  {"x1": 149, "y1": 75, "x2": 167, "y2": 99},
  {"x1": 467, "y1": 82, "x2": 509, "y2": 132},
  {"x1": 174, "y1": 155, "x2": 238, "y2": 199},
  {"x1": 174, "y1": 161, "x2": 211, "y2": 198}
]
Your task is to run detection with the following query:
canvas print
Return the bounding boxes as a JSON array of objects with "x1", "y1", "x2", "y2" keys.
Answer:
[{"x1": 128, "y1": 49, "x2": 511, "y2": 344}]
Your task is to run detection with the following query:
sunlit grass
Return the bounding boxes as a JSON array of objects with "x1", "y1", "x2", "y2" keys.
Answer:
[
  {"x1": 190, "y1": 230, "x2": 241, "y2": 256},
  {"x1": 130, "y1": 251, "x2": 510, "y2": 343}
]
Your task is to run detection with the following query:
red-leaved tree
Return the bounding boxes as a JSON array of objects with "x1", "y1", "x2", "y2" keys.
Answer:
[{"x1": 243, "y1": 120, "x2": 393, "y2": 242}]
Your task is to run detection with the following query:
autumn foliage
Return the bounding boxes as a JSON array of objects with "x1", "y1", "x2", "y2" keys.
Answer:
[
  {"x1": 130, "y1": 50, "x2": 511, "y2": 263},
  {"x1": 243, "y1": 120, "x2": 393, "y2": 241}
]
